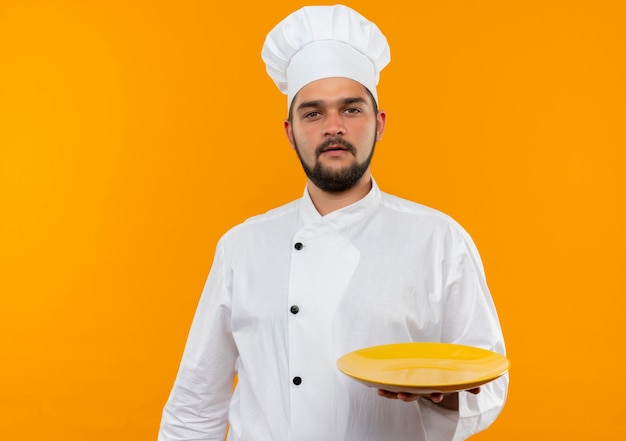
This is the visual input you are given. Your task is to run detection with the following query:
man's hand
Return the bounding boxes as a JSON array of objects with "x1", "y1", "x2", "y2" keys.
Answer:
[{"x1": 377, "y1": 387, "x2": 481, "y2": 411}]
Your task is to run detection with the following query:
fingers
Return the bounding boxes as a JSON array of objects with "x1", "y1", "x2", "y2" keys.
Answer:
[
  {"x1": 429, "y1": 393, "x2": 444, "y2": 403},
  {"x1": 378, "y1": 388, "x2": 477, "y2": 404},
  {"x1": 397, "y1": 392, "x2": 421, "y2": 402},
  {"x1": 377, "y1": 389, "x2": 397, "y2": 399},
  {"x1": 377, "y1": 389, "x2": 436, "y2": 402},
  {"x1": 377, "y1": 389, "x2": 420, "y2": 401}
]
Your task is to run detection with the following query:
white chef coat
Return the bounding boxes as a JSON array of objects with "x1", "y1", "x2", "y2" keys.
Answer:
[{"x1": 159, "y1": 179, "x2": 508, "y2": 441}]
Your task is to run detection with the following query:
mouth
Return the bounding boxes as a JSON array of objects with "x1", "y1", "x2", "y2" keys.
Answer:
[
  {"x1": 322, "y1": 144, "x2": 348, "y2": 153},
  {"x1": 317, "y1": 138, "x2": 355, "y2": 157},
  {"x1": 319, "y1": 146, "x2": 351, "y2": 159}
]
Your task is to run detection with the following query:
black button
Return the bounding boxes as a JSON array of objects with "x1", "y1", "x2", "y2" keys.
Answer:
[
  {"x1": 290, "y1": 305, "x2": 299, "y2": 314},
  {"x1": 292, "y1": 376, "x2": 302, "y2": 385},
  {"x1": 294, "y1": 242, "x2": 303, "y2": 250}
]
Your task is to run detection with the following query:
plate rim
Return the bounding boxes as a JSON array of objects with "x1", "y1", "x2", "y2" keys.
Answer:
[{"x1": 336, "y1": 342, "x2": 510, "y2": 393}]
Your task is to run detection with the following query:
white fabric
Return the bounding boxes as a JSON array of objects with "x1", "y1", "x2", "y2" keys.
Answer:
[
  {"x1": 261, "y1": 5, "x2": 390, "y2": 108},
  {"x1": 159, "y1": 179, "x2": 508, "y2": 441}
]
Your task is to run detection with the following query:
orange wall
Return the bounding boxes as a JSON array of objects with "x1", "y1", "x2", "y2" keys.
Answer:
[{"x1": 1, "y1": 0, "x2": 625, "y2": 439}]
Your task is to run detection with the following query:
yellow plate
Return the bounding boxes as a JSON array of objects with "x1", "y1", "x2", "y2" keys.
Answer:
[{"x1": 337, "y1": 342, "x2": 510, "y2": 394}]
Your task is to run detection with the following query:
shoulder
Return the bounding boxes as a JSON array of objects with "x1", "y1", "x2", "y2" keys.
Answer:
[
  {"x1": 380, "y1": 192, "x2": 460, "y2": 227},
  {"x1": 378, "y1": 192, "x2": 478, "y2": 247},
  {"x1": 219, "y1": 198, "x2": 300, "y2": 245}
]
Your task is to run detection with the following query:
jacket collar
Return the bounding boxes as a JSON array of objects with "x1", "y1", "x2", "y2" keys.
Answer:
[{"x1": 297, "y1": 177, "x2": 382, "y2": 237}]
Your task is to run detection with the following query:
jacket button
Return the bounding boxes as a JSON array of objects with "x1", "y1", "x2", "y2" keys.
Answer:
[
  {"x1": 294, "y1": 242, "x2": 303, "y2": 250},
  {"x1": 290, "y1": 305, "x2": 299, "y2": 314},
  {"x1": 292, "y1": 376, "x2": 302, "y2": 386}
]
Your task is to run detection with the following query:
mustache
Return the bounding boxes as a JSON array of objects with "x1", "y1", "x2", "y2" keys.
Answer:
[{"x1": 315, "y1": 137, "x2": 356, "y2": 157}]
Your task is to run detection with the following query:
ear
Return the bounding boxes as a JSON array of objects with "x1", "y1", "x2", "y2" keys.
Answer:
[
  {"x1": 284, "y1": 119, "x2": 296, "y2": 149},
  {"x1": 376, "y1": 110, "x2": 387, "y2": 141}
]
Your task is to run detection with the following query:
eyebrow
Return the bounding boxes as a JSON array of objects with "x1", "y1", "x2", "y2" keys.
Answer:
[{"x1": 296, "y1": 96, "x2": 369, "y2": 112}]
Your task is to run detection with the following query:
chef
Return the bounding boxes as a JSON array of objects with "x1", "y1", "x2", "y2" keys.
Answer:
[{"x1": 158, "y1": 5, "x2": 508, "y2": 441}]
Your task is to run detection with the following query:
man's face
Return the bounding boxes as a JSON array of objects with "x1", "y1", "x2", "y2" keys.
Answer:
[{"x1": 284, "y1": 77, "x2": 386, "y2": 193}]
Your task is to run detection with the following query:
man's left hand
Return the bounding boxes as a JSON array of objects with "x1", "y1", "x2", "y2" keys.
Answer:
[{"x1": 377, "y1": 387, "x2": 481, "y2": 411}]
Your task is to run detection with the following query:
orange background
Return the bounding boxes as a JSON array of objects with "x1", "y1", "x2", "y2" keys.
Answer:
[{"x1": 1, "y1": 0, "x2": 625, "y2": 439}]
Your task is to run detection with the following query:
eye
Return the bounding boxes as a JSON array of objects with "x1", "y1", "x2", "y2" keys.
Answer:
[
  {"x1": 303, "y1": 111, "x2": 322, "y2": 119},
  {"x1": 344, "y1": 107, "x2": 362, "y2": 115}
]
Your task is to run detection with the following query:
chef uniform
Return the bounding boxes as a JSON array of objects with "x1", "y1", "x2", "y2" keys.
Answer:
[{"x1": 159, "y1": 5, "x2": 508, "y2": 441}]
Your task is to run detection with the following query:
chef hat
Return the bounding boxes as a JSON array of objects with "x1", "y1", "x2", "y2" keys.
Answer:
[{"x1": 261, "y1": 4, "x2": 390, "y2": 109}]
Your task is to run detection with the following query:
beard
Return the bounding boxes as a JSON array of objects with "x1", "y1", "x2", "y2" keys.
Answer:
[{"x1": 294, "y1": 136, "x2": 376, "y2": 193}]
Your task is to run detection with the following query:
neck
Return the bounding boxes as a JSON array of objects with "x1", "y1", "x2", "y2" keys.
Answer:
[{"x1": 307, "y1": 174, "x2": 373, "y2": 216}]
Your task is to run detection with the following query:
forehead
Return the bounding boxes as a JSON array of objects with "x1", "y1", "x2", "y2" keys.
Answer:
[{"x1": 292, "y1": 77, "x2": 372, "y2": 107}]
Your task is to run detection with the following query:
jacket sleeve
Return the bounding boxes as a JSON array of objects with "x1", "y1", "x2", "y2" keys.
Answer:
[
  {"x1": 158, "y1": 241, "x2": 238, "y2": 441},
  {"x1": 422, "y1": 225, "x2": 509, "y2": 441}
]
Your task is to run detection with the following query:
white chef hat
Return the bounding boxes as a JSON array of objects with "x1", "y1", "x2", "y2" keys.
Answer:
[{"x1": 261, "y1": 4, "x2": 390, "y2": 109}]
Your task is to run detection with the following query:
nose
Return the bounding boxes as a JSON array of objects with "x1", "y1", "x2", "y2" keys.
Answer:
[{"x1": 323, "y1": 111, "x2": 345, "y2": 137}]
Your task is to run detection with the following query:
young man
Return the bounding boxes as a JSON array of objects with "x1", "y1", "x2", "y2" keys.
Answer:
[{"x1": 159, "y1": 5, "x2": 507, "y2": 441}]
